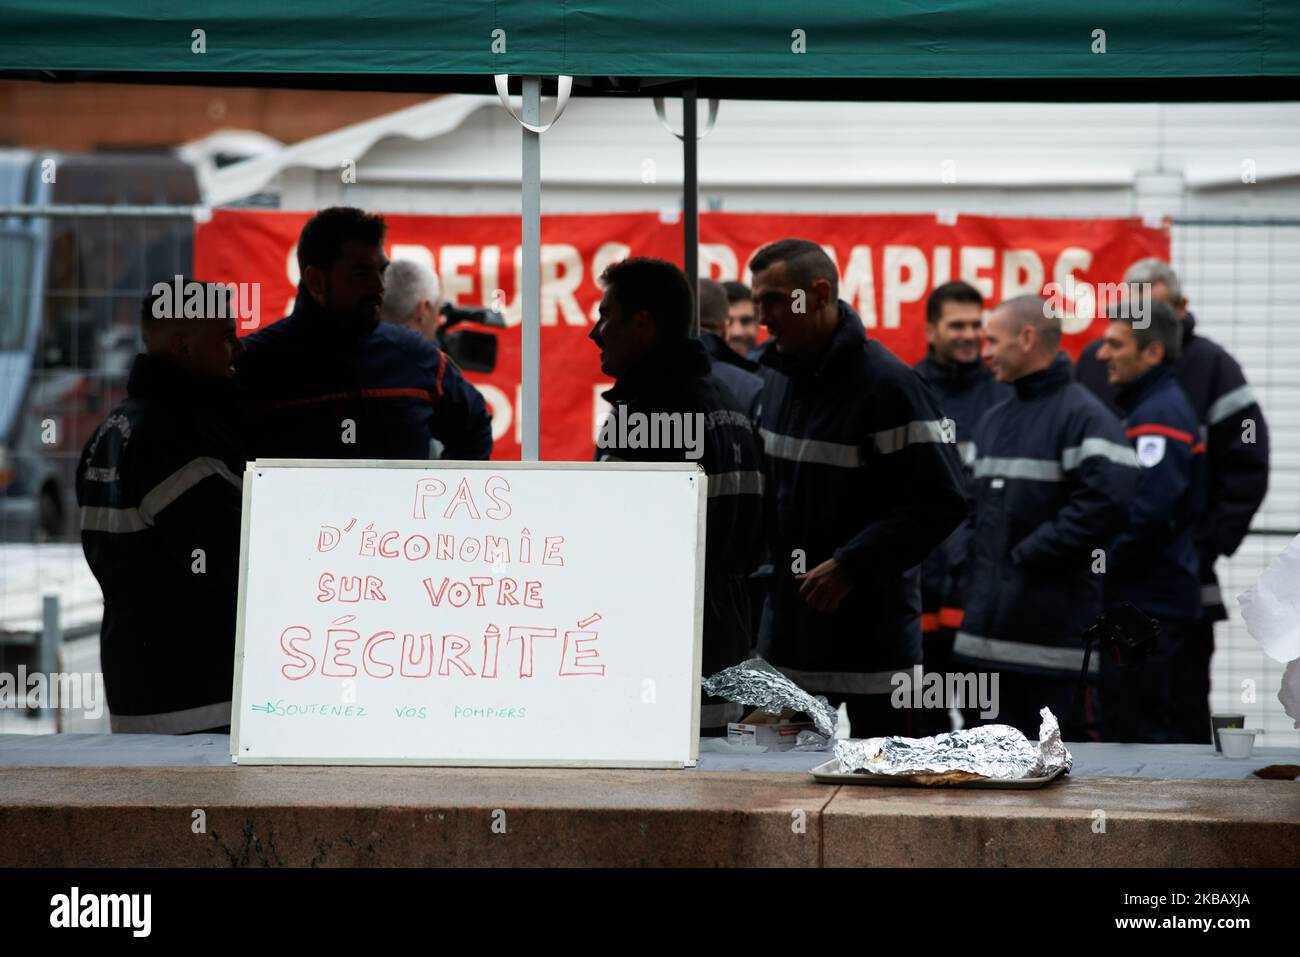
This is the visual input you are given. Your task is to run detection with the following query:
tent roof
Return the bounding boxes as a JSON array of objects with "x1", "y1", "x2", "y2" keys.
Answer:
[{"x1": 2, "y1": 1, "x2": 1298, "y2": 92}]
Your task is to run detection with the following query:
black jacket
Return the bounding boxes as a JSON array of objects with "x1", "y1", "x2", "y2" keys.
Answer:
[
  {"x1": 955, "y1": 354, "x2": 1139, "y2": 679},
  {"x1": 1107, "y1": 364, "x2": 1205, "y2": 621},
  {"x1": 76, "y1": 354, "x2": 246, "y2": 732},
  {"x1": 757, "y1": 302, "x2": 969, "y2": 694},
  {"x1": 701, "y1": 332, "x2": 763, "y2": 422},
  {"x1": 912, "y1": 351, "x2": 1011, "y2": 630},
  {"x1": 595, "y1": 337, "x2": 766, "y2": 690},
  {"x1": 1075, "y1": 313, "x2": 1269, "y2": 620},
  {"x1": 237, "y1": 287, "x2": 493, "y2": 461}
]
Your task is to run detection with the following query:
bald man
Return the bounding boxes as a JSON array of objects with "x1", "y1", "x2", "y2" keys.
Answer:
[{"x1": 954, "y1": 295, "x2": 1138, "y2": 741}]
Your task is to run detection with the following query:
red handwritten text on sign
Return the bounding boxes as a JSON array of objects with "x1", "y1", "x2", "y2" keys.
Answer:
[{"x1": 276, "y1": 476, "x2": 606, "y2": 684}]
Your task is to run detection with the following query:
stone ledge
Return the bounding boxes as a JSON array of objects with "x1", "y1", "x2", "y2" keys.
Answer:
[
  {"x1": 1, "y1": 767, "x2": 1295, "y2": 867},
  {"x1": 823, "y1": 775, "x2": 1300, "y2": 867},
  {"x1": 0, "y1": 767, "x2": 830, "y2": 867}
]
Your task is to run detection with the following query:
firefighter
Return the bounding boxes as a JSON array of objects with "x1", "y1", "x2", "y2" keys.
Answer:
[
  {"x1": 956, "y1": 295, "x2": 1139, "y2": 741},
  {"x1": 912, "y1": 280, "x2": 1010, "y2": 735},
  {"x1": 751, "y1": 239, "x2": 968, "y2": 738},
  {"x1": 723, "y1": 280, "x2": 760, "y2": 356},
  {"x1": 77, "y1": 281, "x2": 247, "y2": 734},
  {"x1": 1074, "y1": 259, "x2": 1269, "y2": 743},
  {"x1": 1095, "y1": 298, "x2": 1205, "y2": 742},
  {"x1": 698, "y1": 278, "x2": 763, "y2": 422},
  {"x1": 589, "y1": 257, "x2": 766, "y2": 733},
  {"x1": 237, "y1": 207, "x2": 493, "y2": 461}
]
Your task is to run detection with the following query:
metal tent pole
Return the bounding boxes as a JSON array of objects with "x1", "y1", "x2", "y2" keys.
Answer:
[
  {"x1": 521, "y1": 76, "x2": 542, "y2": 462},
  {"x1": 683, "y1": 85, "x2": 700, "y2": 336}
]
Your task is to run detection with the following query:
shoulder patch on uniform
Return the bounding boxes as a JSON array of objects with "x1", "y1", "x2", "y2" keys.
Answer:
[{"x1": 1136, "y1": 434, "x2": 1167, "y2": 467}]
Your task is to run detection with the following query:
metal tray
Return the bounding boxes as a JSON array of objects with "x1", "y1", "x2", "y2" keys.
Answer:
[{"x1": 809, "y1": 759, "x2": 1069, "y2": 789}]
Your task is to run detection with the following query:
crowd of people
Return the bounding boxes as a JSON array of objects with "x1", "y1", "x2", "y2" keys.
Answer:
[{"x1": 76, "y1": 207, "x2": 1269, "y2": 743}]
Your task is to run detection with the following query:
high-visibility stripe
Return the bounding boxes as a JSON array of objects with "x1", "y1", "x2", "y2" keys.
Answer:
[
  {"x1": 974, "y1": 457, "x2": 1062, "y2": 482},
  {"x1": 80, "y1": 506, "x2": 148, "y2": 533},
  {"x1": 109, "y1": 699, "x2": 231, "y2": 734},
  {"x1": 1202, "y1": 583, "x2": 1223, "y2": 605},
  {"x1": 759, "y1": 428, "x2": 861, "y2": 468},
  {"x1": 953, "y1": 631, "x2": 1099, "y2": 674},
  {"x1": 271, "y1": 387, "x2": 439, "y2": 411},
  {"x1": 870, "y1": 419, "x2": 953, "y2": 455},
  {"x1": 1127, "y1": 423, "x2": 1195, "y2": 445},
  {"x1": 1191, "y1": 442, "x2": 1206, "y2": 455},
  {"x1": 1207, "y1": 384, "x2": 1257, "y2": 426},
  {"x1": 1061, "y1": 437, "x2": 1139, "y2": 471},
  {"x1": 139, "y1": 457, "x2": 242, "y2": 524},
  {"x1": 923, "y1": 608, "x2": 965, "y2": 633},
  {"x1": 434, "y1": 350, "x2": 447, "y2": 398},
  {"x1": 975, "y1": 439, "x2": 1136, "y2": 480},
  {"x1": 774, "y1": 664, "x2": 903, "y2": 696},
  {"x1": 707, "y1": 470, "x2": 765, "y2": 498},
  {"x1": 957, "y1": 441, "x2": 977, "y2": 466},
  {"x1": 82, "y1": 457, "x2": 241, "y2": 533}
]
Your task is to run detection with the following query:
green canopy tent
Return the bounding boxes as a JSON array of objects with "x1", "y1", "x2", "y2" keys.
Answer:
[{"x1": 3, "y1": 0, "x2": 1298, "y2": 458}]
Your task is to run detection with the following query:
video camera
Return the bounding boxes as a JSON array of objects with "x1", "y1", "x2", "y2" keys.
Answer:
[{"x1": 437, "y1": 303, "x2": 506, "y2": 373}]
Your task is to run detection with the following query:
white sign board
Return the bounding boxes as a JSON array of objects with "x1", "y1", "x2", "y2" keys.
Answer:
[{"x1": 231, "y1": 461, "x2": 704, "y2": 767}]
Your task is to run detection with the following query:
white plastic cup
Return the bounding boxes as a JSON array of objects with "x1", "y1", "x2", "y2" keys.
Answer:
[
  {"x1": 1217, "y1": 727, "x2": 1262, "y2": 759},
  {"x1": 1210, "y1": 713, "x2": 1246, "y2": 752}
]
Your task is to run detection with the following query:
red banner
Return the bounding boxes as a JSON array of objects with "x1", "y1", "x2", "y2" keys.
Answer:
[{"x1": 195, "y1": 210, "x2": 1168, "y2": 461}]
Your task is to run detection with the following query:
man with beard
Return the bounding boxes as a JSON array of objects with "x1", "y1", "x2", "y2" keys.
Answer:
[{"x1": 237, "y1": 207, "x2": 493, "y2": 460}]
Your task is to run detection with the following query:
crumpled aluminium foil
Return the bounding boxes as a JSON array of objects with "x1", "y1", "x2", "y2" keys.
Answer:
[
  {"x1": 701, "y1": 658, "x2": 839, "y2": 739},
  {"x1": 833, "y1": 707, "x2": 1073, "y2": 780}
]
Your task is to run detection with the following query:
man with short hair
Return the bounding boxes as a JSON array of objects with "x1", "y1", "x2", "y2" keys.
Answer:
[
  {"x1": 751, "y1": 238, "x2": 968, "y2": 738},
  {"x1": 590, "y1": 258, "x2": 766, "y2": 733},
  {"x1": 1095, "y1": 298, "x2": 1204, "y2": 742},
  {"x1": 237, "y1": 207, "x2": 493, "y2": 460},
  {"x1": 698, "y1": 278, "x2": 763, "y2": 421},
  {"x1": 77, "y1": 281, "x2": 247, "y2": 734},
  {"x1": 911, "y1": 280, "x2": 1010, "y2": 735},
  {"x1": 723, "y1": 280, "x2": 760, "y2": 356},
  {"x1": 1074, "y1": 259, "x2": 1269, "y2": 743},
  {"x1": 956, "y1": 296, "x2": 1139, "y2": 740},
  {"x1": 379, "y1": 259, "x2": 442, "y2": 341}
]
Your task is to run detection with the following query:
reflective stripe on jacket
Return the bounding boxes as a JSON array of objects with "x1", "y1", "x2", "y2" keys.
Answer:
[
  {"x1": 237, "y1": 287, "x2": 493, "y2": 461},
  {"x1": 1106, "y1": 364, "x2": 1205, "y2": 620},
  {"x1": 76, "y1": 354, "x2": 245, "y2": 732},
  {"x1": 955, "y1": 353, "x2": 1139, "y2": 678},
  {"x1": 912, "y1": 352, "x2": 1011, "y2": 631},
  {"x1": 757, "y1": 302, "x2": 969, "y2": 691},
  {"x1": 1075, "y1": 313, "x2": 1268, "y2": 621}
]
